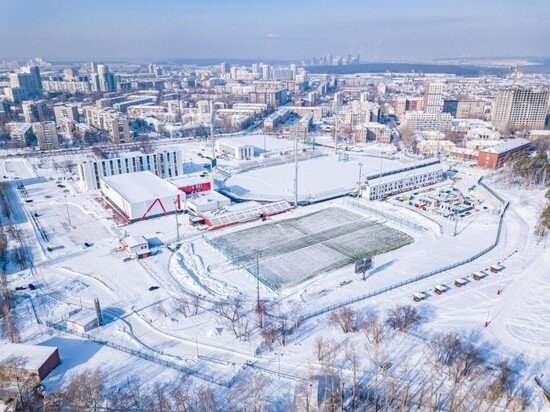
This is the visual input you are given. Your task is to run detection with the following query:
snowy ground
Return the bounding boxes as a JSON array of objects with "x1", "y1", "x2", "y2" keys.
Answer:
[
  {"x1": 222, "y1": 154, "x2": 406, "y2": 202},
  {"x1": 0, "y1": 153, "x2": 548, "y2": 408}
]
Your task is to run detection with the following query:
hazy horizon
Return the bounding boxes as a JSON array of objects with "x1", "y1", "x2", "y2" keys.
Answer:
[{"x1": 1, "y1": 0, "x2": 549, "y2": 62}]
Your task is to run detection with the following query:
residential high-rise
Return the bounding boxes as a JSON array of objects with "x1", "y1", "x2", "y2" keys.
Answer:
[
  {"x1": 290, "y1": 64, "x2": 297, "y2": 79},
  {"x1": 83, "y1": 106, "x2": 130, "y2": 143},
  {"x1": 492, "y1": 88, "x2": 550, "y2": 132},
  {"x1": 97, "y1": 64, "x2": 116, "y2": 92},
  {"x1": 32, "y1": 121, "x2": 59, "y2": 150},
  {"x1": 261, "y1": 64, "x2": 270, "y2": 80},
  {"x1": 3, "y1": 66, "x2": 43, "y2": 103},
  {"x1": 22, "y1": 100, "x2": 47, "y2": 123},
  {"x1": 220, "y1": 62, "x2": 229, "y2": 75},
  {"x1": 53, "y1": 103, "x2": 79, "y2": 124},
  {"x1": 63, "y1": 67, "x2": 77, "y2": 81},
  {"x1": 423, "y1": 82, "x2": 444, "y2": 114}
]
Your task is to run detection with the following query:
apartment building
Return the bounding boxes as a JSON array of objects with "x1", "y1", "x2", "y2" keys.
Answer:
[
  {"x1": 492, "y1": 88, "x2": 550, "y2": 132},
  {"x1": 78, "y1": 148, "x2": 183, "y2": 190}
]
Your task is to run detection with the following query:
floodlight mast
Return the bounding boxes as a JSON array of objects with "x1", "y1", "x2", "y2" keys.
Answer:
[
  {"x1": 292, "y1": 126, "x2": 299, "y2": 207},
  {"x1": 210, "y1": 101, "x2": 216, "y2": 188}
]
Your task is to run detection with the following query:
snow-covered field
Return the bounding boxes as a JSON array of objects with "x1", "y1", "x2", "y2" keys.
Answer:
[
  {"x1": 222, "y1": 154, "x2": 405, "y2": 202},
  {"x1": 208, "y1": 206, "x2": 413, "y2": 289},
  {"x1": 1, "y1": 151, "x2": 548, "y2": 409}
]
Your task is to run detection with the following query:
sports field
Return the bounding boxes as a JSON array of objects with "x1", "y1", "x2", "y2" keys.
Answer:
[{"x1": 208, "y1": 207, "x2": 414, "y2": 289}]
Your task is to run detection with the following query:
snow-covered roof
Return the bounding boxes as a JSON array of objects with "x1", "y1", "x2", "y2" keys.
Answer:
[
  {"x1": 0, "y1": 343, "x2": 58, "y2": 370},
  {"x1": 483, "y1": 138, "x2": 530, "y2": 154},
  {"x1": 101, "y1": 171, "x2": 179, "y2": 204},
  {"x1": 170, "y1": 175, "x2": 210, "y2": 187},
  {"x1": 66, "y1": 308, "x2": 97, "y2": 326},
  {"x1": 122, "y1": 235, "x2": 148, "y2": 248},
  {"x1": 187, "y1": 190, "x2": 230, "y2": 207},
  {"x1": 203, "y1": 200, "x2": 293, "y2": 228},
  {"x1": 216, "y1": 138, "x2": 254, "y2": 149},
  {"x1": 367, "y1": 162, "x2": 444, "y2": 187}
]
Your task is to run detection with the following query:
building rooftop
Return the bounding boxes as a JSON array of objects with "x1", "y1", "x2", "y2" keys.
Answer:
[
  {"x1": 101, "y1": 171, "x2": 180, "y2": 203},
  {"x1": 0, "y1": 343, "x2": 58, "y2": 370},
  {"x1": 122, "y1": 235, "x2": 148, "y2": 249},
  {"x1": 66, "y1": 308, "x2": 98, "y2": 327},
  {"x1": 187, "y1": 190, "x2": 230, "y2": 207},
  {"x1": 483, "y1": 138, "x2": 530, "y2": 154}
]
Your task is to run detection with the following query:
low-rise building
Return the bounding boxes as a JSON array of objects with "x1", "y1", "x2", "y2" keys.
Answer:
[
  {"x1": 0, "y1": 343, "x2": 60, "y2": 381},
  {"x1": 186, "y1": 190, "x2": 231, "y2": 215},
  {"x1": 66, "y1": 308, "x2": 99, "y2": 333},
  {"x1": 477, "y1": 138, "x2": 531, "y2": 169},
  {"x1": 216, "y1": 139, "x2": 254, "y2": 159},
  {"x1": 100, "y1": 171, "x2": 183, "y2": 221},
  {"x1": 121, "y1": 236, "x2": 150, "y2": 258}
]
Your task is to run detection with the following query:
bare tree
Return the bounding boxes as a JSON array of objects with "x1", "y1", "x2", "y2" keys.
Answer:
[
  {"x1": 0, "y1": 355, "x2": 41, "y2": 410},
  {"x1": 329, "y1": 307, "x2": 357, "y2": 333},
  {"x1": 190, "y1": 294, "x2": 201, "y2": 315},
  {"x1": 260, "y1": 326, "x2": 278, "y2": 351},
  {"x1": 255, "y1": 300, "x2": 266, "y2": 329},
  {"x1": 314, "y1": 335, "x2": 326, "y2": 361},
  {"x1": 232, "y1": 375, "x2": 270, "y2": 412},
  {"x1": 215, "y1": 297, "x2": 249, "y2": 340},
  {"x1": 1, "y1": 302, "x2": 20, "y2": 343},
  {"x1": 62, "y1": 159, "x2": 77, "y2": 175},
  {"x1": 174, "y1": 297, "x2": 189, "y2": 318},
  {"x1": 386, "y1": 304, "x2": 423, "y2": 332},
  {"x1": 57, "y1": 368, "x2": 108, "y2": 411}
]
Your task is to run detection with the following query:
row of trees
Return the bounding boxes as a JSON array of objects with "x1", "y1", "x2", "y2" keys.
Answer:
[{"x1": 311, "y1": 305, "x2": 535, "y2": 411}]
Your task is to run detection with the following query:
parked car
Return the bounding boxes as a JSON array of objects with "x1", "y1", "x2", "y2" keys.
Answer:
[{"x1": 148, "y1": 286, "x2": 160, "y2": 291}]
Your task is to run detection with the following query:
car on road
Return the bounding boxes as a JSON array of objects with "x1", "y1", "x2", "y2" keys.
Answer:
[
  {"x1": 123, "y1": 257, "x2": 132, "y2": 262},
  {"x1": 148, "y1": 286, "x2": 160, "y2": 291}
]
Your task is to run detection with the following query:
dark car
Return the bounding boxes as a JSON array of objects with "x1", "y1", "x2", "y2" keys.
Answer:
[
  {"x1": 148, "y1": 286, "x2": 160, "y2": 291},
  {"x1": 84, "y1": 242, "x2": 93, "y2": 248},
  {"x1": 123, "y1": 257, "x2": 132, "y2": 262},
  {"x1": 28, "y1": 284, "x2": 36, "y2": 290}
]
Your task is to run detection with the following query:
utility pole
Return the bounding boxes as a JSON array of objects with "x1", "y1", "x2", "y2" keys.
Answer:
[
  {"x1": 210, "y1": 100, "x2": 216, "y2": 161},
  {"x1": 357, "y1": 162, "x2": 363, "y2": 194},
  {"x1": 255, "y1": 249, "x2": 262, "y2": 311},
  {"x1": 334, "y1": 109, "x2": 339, "y2": 155},
  {"x1": 64, "y1": 196, "x2": 72, "y2": 227},
  {"x1": 174, "y1": 199, "x2": 181, "y2": 242},
  {"x1": 436, "y1": 109, "x2": 441, "y2": 159},
  {"x1": 210, "y1": 101, "x2": 216, "y2": 189},
  {"x1": 293, "y1": 127, "x2": 299, "y2": 207},
  {"x1": 453, "y1": 209, "x2": 458, "y2": 236}
]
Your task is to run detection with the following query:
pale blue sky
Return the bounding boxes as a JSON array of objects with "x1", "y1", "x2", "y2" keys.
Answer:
[{"x1": 0, "y1": 0, "x2": 548, "y2": 61}]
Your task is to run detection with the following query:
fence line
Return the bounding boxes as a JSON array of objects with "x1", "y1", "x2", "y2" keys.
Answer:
[
  {"x1": 299, "y1": 177, "x2": 508, "y2": 322},
  {"x1": 40, "y1": 320, "x2": 234, "y2": 387},
  {"x1": 342, "y1": 197, "x2": 430, "y2": 235}
]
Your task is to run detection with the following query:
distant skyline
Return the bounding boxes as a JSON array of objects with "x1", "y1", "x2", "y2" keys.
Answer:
[{"x1": 0, "y1": 0, "x2": 549, "y2": 62}]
